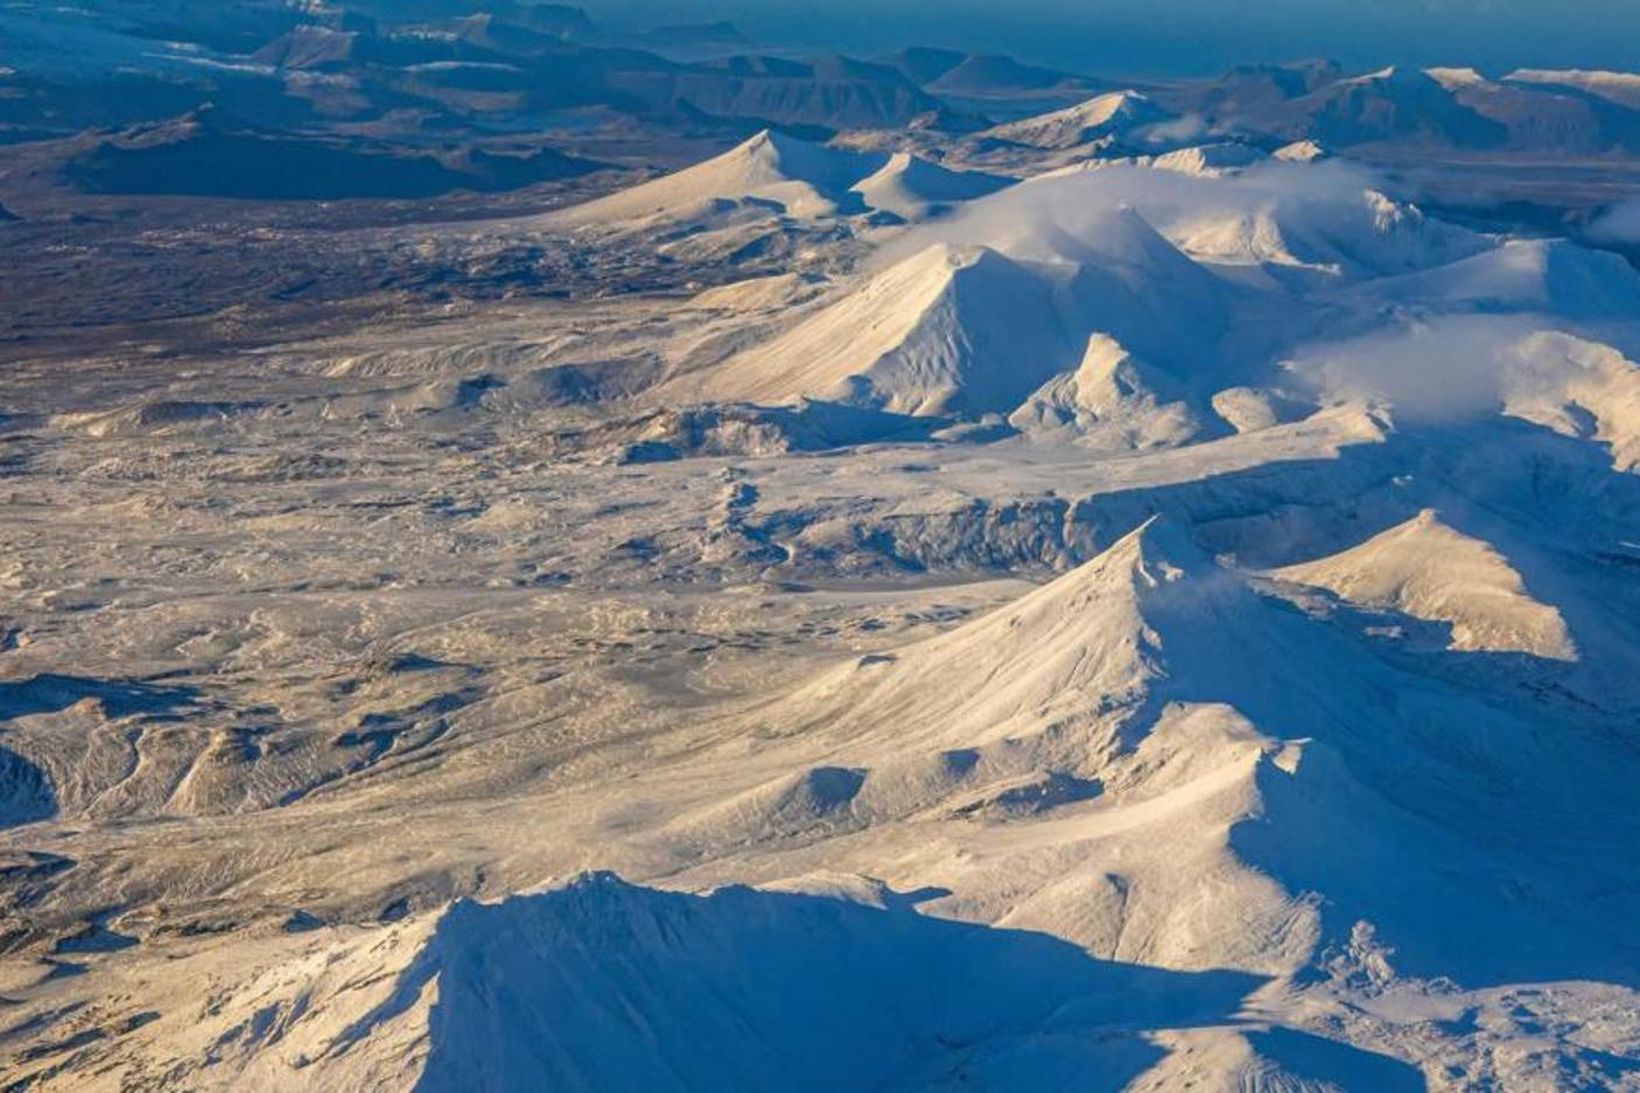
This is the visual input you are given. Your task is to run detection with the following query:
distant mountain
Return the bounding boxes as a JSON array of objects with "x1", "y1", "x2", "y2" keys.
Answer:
[
  {"x1": 547, "y1": 129, "x2": 1007, "y2": 230},
  {"x1": 1508, "y1": 68, "x2": 1640, "y2": 110},
  {"x1": 980, "y1": 90, "x2": 1175, "y2": 150},
  {"x1": 60, "y1": 108, "x2": 603, "y2": 200},
  {"x1": 495, "y1": 1, "x2": 593, "y2": 38},
  {"x1": 245, "y1": 15, "x2": 951, "y2": 132},
  {"x1": 848, "y1": 152, "x2": 1010, "y2": 221},
  {"x1": 877, "y1": 47, "x2": 969, "y2": 87},
  {"x1": 1441, "y1": 68, "x2": 1640, "y2": 154},
  {"x1": 1259, "y1": 66, "x2": 1510, "y2": 147},
  {"x1": 612, "y1": 21, "x2": 755, "y2": 60},
  {"x1": 1169, "y1": 60, "x2": 1640, "y2": 154},
  {"x1": 926, "y1": 53, "x2": 1096, "y2": 97},
  {"x1": 549, "y1": 129, "x2": 886, "y2": 226},
  {"x1": 343, "y1": 0, "x2": 591, "y2": 36},
  {"x1": 604, "y1": 54, "x2": 952, "y2": 131},
  {"x1": 1185, "y1": 59, "x2": 1344, "y2": 119},
  {"x1": 874, "y1": 48, "x2": 1113, "y2": 122},
  {"x1": 252, "y1": 24, "x2": 359, "y2": 70}
]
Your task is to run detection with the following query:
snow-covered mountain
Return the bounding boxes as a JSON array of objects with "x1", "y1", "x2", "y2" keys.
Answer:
[
  {"x1": 980, "y1": 90, "x2": 1175, "y2": 150},
  {"x1": 1170, "y1": 61, "x2": 1640, "y2": 155},
  {"x1": 9, "y1": 42, "x2": 1640, "y2": 1093},
  {"x1": 681, "y1": 242, "x2": 1076, "y2": 415},
  {"x1": 547, "y1": 129, "x2": 1010, "y2": 230}
]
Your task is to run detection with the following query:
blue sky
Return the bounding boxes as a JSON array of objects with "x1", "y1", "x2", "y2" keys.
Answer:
[{"x1": 589, "y1": 0, "x2": 1640, "y2": 77}]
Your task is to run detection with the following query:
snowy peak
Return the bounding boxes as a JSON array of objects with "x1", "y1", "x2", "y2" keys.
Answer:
[
  {"x1": 1426, "y1": 66, "x2": 1487, "y2": 91},
  {"x1": 783, "y1": 517, "x2": 1249, "y2": 754},
  {"x1": 969, "y1": 516, "x2": 1219, "y2": 628},
  {"x1": 550, "y1": 132, "x2": 1008, "y2": 230},
  {"x1": 730, "y1": 128, "x2": 871, "y2": 190},
  {"x1": 549, "y1": 129, "x2": 885, "y2": 226},
  {"x1": 1273, "y1": 510, "x2": 1576, "y2": 660},
  {"x1": 1095, "y1": 202, "x2": 1202, "y2": 268},
  {"x1": 175, "y1": 871, "x2": 1267, "y2": 1092},
  {"x1": 1166, "y1": 185, "x2": 1487, "y2": 280},
  {"x1": 684, "y1": 193, "x2": 1240, "y2": 421},
  {"x1": 1057, "y1": 206, "x2": 1238, "y2": 364},
  {"x1": 1505, "y1": 67, "x2": 1640, "y2": 109},
  {"x1": 983, "y1": 90, "x2": 1175, "y2": 149},
  {"x1": 951, "y1": 188, "x2": 1217, "y2": 317},
  {"x1": 693, "y1": 242, "x2": 1077, "y2": 416},
  {"x1": 1149, "y1": 142, "x2": 1268, "y2": 176},
  {"x1": 1364, "y1": 237, "x2": 1640, "y2": 318},
  {"x1": 1089, "y1": 514, "x2": 1223, "y2": 591},
  {"x1": 1009, "y1": 333, "x2": 1207, "y2": 450},
  {"x1": 1272, "y1": 138, "x2": 1329, "y2": 162},
  {"x1": 848, "y1": 152, "x2": 1011, "y2": 220},
  {"x1": 983, "y1": 196, "x2": 1232, "y2": 317}
]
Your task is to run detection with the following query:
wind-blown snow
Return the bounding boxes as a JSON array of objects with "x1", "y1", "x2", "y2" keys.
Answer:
[{"x1": 957, "y1": 161, "x2": 1489, "y2": 279}]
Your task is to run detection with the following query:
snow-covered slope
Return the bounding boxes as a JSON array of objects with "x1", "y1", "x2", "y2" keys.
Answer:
[
  {"x1": 644, "y1": 518, "x2": 1640, "y2": 991},
  {"x1": 1506, "y1": 67, "x2": 1640, "y2": 110},
  {"x1": 680, "y1": 193, "x2": 1252, "y2": 421},
  {"x1": 1007, "y1": 333, "x2": 1213, "y2": 449},
  {"x1": 546, "y1": 131, "x2": 1008, "y2": 231},
  {"x1": 1272, "y1": 509, "x2": 1576, "y2": 659},
  {"x1": 130, "y1": 871, "x2": 1274, "y2": 1092},
  {"x1": 774, "y1": 517, "x2": 1246, "y2": 753},
  {"x1": 1296, "y1": 322, "x2": 1640, "y2": 472},
  {"x1": 1272, "y1": 139, "x2": 1329, "y2": 163},
  {"x1": 1359, "y1": 237, "x2": 1640, "y2": 318},
  {"x1": 27, "y1": 515, "x2": 1640, "y2": 1087},
  {"x1": 1158, "y1": 182, "x2": 1489, "y2": 280},
  {"x1": 12, "y1": 60, "x2": 1640, "y2": 1093},
  {"x1": 981, "y1": 90, "x2": 1175, "y2": 149},
  {"x1": 1503, "y1": 331, "x2": 1640, "y2": 472},
  {"x1": 685, "y1": 242, "x2": 1076, "y2": 415},
  {"x1": 675, "y1": 161, "x2": 1515, "y2": 431},
  {"x1": 547, "y1": 130, "x2": 884, "y2": 227},
  {"x1": 917, "y1": 159, "x2": 1490, "y2": 290},
  {"x1": 847, "y1": 152, "x2": 1011, "y2": 221},
  {"x1": 1149, "y1": 141, "x2": 1268, "y2": 176}
]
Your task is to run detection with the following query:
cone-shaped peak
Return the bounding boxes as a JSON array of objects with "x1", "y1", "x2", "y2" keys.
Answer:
[
  {"x1": 1104, "y1": 515, "x2": 1220, "y2": 588},
  {"x1": 1100, "y1": 203, "x2": 1190, "y2": 262},
  {"x1": 1273, "y1": 511, "x2": 1575, "y2": 660},
  {"x1": 736, "y1": 128, "x2": 787, "y2": 160},
  {"x1": 769, "y1": 516, "x2": 1255, "y2": 754},
  {"x1": 965, "y1": 516, "x2": 1230, "y2": 648}
]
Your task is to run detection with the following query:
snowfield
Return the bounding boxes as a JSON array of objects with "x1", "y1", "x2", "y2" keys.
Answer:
[{"x1": 5, "y1": 108, "x2": 1640, "y2": 1092}]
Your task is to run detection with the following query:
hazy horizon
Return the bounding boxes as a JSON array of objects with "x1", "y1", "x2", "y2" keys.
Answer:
[{"x1": 587, "y1": 0, "x2": 1640, "y2": 78}]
